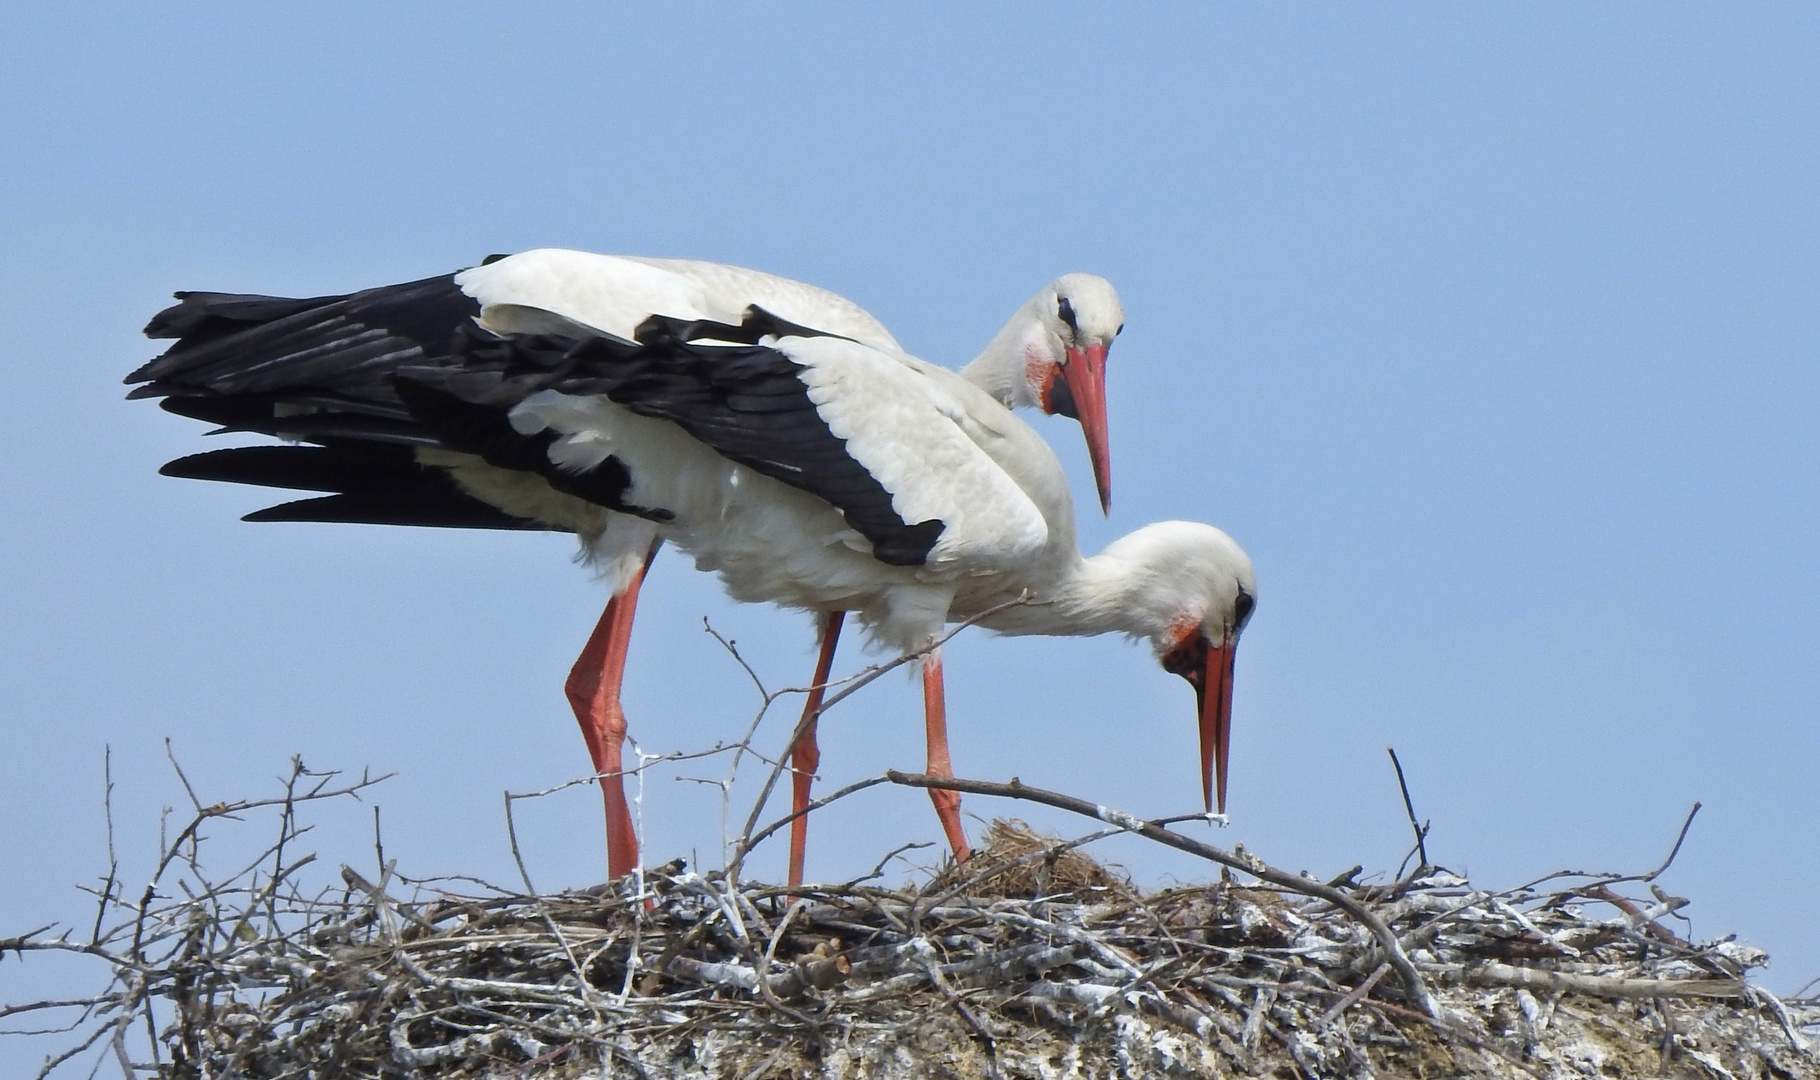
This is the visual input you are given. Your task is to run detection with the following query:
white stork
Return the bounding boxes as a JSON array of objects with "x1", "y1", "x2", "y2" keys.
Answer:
[
  {"x1": 130, "y1": 293, "x2": 1252, "y2": 880},
  {"x1": 128, "y1": 249, "x2": 1128, "y2": 881}
]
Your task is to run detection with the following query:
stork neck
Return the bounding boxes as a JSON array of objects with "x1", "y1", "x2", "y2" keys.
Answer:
[
  {"x1": 972, "y1": 548, "x2": 1159, "y2": 640},
  {"x1": 957, "y1": 298, "x2": 1047, "y2": 411}
]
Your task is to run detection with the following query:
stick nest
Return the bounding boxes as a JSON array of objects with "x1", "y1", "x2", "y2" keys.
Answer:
[{"x1": 12, "y1": 803, "x2": 1816, "y2": 1080}]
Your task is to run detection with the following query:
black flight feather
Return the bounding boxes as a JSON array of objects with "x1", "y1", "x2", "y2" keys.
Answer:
[
  {"x1": 128, "y1": 273, "x2": 653, "y2": 531},
  {"x1": 161, "y1": 445, "x2": 556, "y2": 531},
  {"x1": 408, "y1": 315, "x2": 945, "y2": 565},
  {"x1": 131, "y1": 275, "x2": 945, "y2": 564}
]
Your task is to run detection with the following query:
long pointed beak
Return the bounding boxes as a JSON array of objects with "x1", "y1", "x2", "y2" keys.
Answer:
[
  {"x1": 1197, "y1": 638, "x2": 1238, "y2": 814},
  {"x1": 1061, "y1": 343, "x2": 1113, "y2": 514}
]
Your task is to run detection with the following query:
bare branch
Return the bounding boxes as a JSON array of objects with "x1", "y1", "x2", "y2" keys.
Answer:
[
  {"x1": 733, "y1": 593, "x2": 1038, "y2": 879},
  {"x1": 1643, "y1": 801, "x2": 1702, "y2": 882},
  {"x1": 6, "y1": 650, "x2": 1804, "y2": 1080},
  {"x1": 884, "y1": 770, "x2": 1440, "y2": 1018},
  {"x1": 1386, "y1": 747, "x2": 1429, "y2": 873},
  {"x1": 702, "y1": 616, "x2": 773, "y2": 702}
]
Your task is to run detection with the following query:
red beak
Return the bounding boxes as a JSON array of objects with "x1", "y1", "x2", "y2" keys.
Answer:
[
  {"x1": 1198, "y1": 638, "x2": 1237, "y2": 814},
  {"x1": 1164, "y1": 633, "x2": 1239, "y2": 815},
  {"x1": 1058, "y1": 343, "x2": 1113, "y2": 514}
]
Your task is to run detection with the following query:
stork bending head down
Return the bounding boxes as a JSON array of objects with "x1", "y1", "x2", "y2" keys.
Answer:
[
  {"x1": 440, "y1": 307, "x2": 1254, "y2": 863},
  {"x1": 127, "y1": 250, "x2": 1169, "y2": 884},
  {"x1": 966, "y1": 520, "x2": 1256, "y2": 815}
]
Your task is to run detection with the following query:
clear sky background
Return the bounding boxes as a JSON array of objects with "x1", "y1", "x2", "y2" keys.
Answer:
[{"x1": 4, "y1": 5, "x2": 1817, "y2": 1066}]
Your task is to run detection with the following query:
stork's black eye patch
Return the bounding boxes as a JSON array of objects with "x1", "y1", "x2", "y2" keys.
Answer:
[
  {"x1": 1234, "y1": 588, "x2": 1256, "y2": 632},
  {"x1": 1057, "y1": 296, "x2": 1079, "y2": 335}
]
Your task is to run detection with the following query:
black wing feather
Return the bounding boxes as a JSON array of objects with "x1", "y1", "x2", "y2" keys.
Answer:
[
  {"x1": 128, "y1": 272, "x2": 649, "y2": 531},
  {"x1": 243, "y1": 491, "x2": 553, "y2": 531},
  {"x1": 389, "y1": 376, "x2": 670, "y2": 521},
  {"x1": 161, "y1": 445, "x2": 557, "y2": 531},
  {"x1": 132, "y1": 277, "x2": 946, "y2": 564},
  {"x1": 130, "y1": 274, "x2": 478, "y2": 397},
  {"x1": 410, "y1": 317, "x2": 945, "y2": 565}
]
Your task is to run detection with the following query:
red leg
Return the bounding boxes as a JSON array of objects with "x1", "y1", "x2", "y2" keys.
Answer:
[
  {"x1": 564, "y1": 547, "x2": 658, "y2": 879},
  {"x1": 921, "y1": 646, "x2": 972, "y2": 862},
  {"x1": 787, "y1": 611, "x2": 845, "y2": 888}
]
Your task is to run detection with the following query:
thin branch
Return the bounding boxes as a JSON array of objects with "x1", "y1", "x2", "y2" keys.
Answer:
[
  {"x1": 1386, "y1": 747, "x2": 1429, "y2": 873},
  {"x1": 840, "y1": 842, "x2": 937, "y2": 890},
  {"x1": 164, "y1": 739, "x2": 205, "y2": 815},
  {"x1": 733, "y1": 593, "x2": 1037, "y2": 878},
  {"x1": 731, "y1": 776, "x2": 896, "y2": 882},
  {"x1": 885, "y1": 770, "x2": 1440, "y2": 1018},
  {"x1": 90, "y1": 749, "x2": 118, "y2": 948},
  {"x1": 701, "y1": 617, "x2": 773, "y2": 701},
  {"x1": 1319, "y1": 962, "x2": 1391, "y2": 1027},
  {"x1": 1643, "y1": 802, "x2": 1702, "y2": 882}
]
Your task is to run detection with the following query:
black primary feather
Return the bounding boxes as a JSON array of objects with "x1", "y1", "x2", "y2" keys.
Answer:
[
  {"x1": 406, "y1": 316, "x2": 945, "y2": 565},
  {"x1": 160, "y1": 445, "x2": 556, "y2": 531},
  {"x1": 131, "y1": 275, "x2": 945, "y2": 564},
  {"x1": 128, "y1": 273, "x2": 620, "y2": 530},
  {"x1": 130, "y1": 275, "x2": 480, "y2": 399}
]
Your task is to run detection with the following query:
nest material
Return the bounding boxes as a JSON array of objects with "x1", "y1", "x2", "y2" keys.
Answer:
[
  {"x1": 949, "y1": 819, "x2": 1134, "y2": 900},
  {"x1": 22, "y1": 816, "x2": 1817, "y2": 1080}
]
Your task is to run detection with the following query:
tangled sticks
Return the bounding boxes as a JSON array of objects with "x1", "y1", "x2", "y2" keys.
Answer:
[{"x1": 4, "y1": 756, "x2": 1816, "y2": 1080}]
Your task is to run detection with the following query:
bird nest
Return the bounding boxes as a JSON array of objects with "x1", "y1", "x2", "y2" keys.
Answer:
[{"x1": 6, "y1": 764, "x2": 1818, "y2": 1080}]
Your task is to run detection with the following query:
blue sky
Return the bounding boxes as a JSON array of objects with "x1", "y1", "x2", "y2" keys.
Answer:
[{"x1": 4, "y1": 5, "x2": 1817, "y2": 1063}]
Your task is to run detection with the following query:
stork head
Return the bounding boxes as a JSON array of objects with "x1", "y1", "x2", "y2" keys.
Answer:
[
  {"x1": 1100, "y1": 521, "x2": 1255, "y2": 815},
  {"x1": 1029, "y1": 274, "x2": 1123, "y2": 515}
]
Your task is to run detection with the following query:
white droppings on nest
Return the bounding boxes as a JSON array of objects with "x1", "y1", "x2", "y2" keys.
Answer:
[
  {"x1": 8, "y1": 765, "x2": 1819, "y2": 1080},
  {"x1": 21, "y1": 860, "x2": 1818, "y2": 1078}
]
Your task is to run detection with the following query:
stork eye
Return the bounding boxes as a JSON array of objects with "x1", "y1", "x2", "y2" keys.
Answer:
[
  {"x1": 1234, "y1": 588, "x2": 1256, "y2": 632},
  {"x1": 1057, "y1": 296, "x2": 1079, "y2": 335},
  {"x1": 1116, "y1": 322, "x2": 1124, "y2": 337}
]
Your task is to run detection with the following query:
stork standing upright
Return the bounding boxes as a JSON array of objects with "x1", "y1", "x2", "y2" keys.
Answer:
[
  {"x1": 130, "y1": 296, "x2": 1252, "y2": 879},
  {"x1": 128, "y1": 249, "x2": 1127, "y2": 882}
]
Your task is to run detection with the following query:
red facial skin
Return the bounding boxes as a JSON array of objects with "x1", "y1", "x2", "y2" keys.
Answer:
[{"x1": 1161, "y1": 629, "x2": 1239, "y2": 814}]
